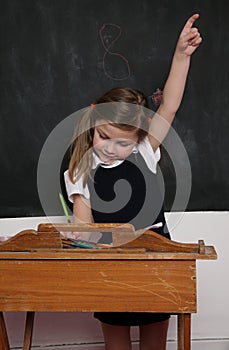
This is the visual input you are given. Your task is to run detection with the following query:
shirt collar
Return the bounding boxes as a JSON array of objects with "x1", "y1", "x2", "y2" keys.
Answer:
[{"x1": 92, "y1": 152, "x2": 126, "y2": 169}]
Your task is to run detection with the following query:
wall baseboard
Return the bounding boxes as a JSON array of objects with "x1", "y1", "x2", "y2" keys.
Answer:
[{"x1": 25, "y1": 339, "x2": 229, "y2": 350}]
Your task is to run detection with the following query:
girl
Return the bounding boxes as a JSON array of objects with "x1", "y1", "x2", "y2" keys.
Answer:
[{"x1": 64, "y1": 14, "x2": 202, "y2": 350}]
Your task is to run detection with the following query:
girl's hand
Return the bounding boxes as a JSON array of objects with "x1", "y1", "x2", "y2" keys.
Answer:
[
  {"x1": 176, "y1": 14, "x2": 202, "y2": 57},
  {"x1": 60, "y1": 232, "x2": 81, "y2": 240}
]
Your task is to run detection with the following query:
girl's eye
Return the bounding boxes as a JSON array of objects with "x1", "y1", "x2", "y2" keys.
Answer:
[
  {"x1": 119, "y1": 142, "x2": 134, "y2": 147},
  {"x1": 98, "y1": 132, "x2": 108, "y2": 140}
]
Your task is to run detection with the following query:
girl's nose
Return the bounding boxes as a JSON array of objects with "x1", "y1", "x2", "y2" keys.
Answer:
[{"x1": 104, "y1": 141, "x2": 115, "y2": 154}]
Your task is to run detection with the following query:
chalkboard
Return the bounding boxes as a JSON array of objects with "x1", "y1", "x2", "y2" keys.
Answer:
[{"x1": 1, "y1": 0, "x2": 229, "y2": 218}]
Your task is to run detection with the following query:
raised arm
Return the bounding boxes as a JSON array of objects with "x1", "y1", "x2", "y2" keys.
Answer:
[{"x1": 148, "y1": 14, "x2": 202, "y2": 151}]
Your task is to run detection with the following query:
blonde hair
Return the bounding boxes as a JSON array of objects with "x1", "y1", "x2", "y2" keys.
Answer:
[{"x1": 68, "y1": 87, "x2": 149, "y2": 185}]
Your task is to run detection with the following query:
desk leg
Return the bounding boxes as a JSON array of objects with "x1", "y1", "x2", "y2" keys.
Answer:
[
  {"x1": 177, "y1": 314, "x2": 191, "y2": 350},
  {"x1": 23, "y1": 312, "x2": 35, "y2": 350},
  {"x1": 0, "y1": 312, "x2": 10, "y2": 350}
]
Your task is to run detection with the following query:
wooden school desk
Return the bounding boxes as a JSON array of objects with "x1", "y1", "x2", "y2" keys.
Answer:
[{"x1": 0, "y1": 223, "x2": 217, "y2": 350}]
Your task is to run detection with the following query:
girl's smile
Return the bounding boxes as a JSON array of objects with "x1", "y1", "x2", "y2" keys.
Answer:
[{"x1": 93, "y1": 121, "x2": 138, "y2": 164}]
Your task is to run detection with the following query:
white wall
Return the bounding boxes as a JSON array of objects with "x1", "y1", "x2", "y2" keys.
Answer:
[{"x1": 1, "y1": 212, "x2": 229, "y2": 349}]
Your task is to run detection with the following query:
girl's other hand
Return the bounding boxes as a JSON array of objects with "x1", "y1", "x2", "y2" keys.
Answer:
[{"x1": 61, "y1": 231, "x2": 95, "y2": 241}]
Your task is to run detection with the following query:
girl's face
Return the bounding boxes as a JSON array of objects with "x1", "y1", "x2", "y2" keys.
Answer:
[{"x1": 93, "y1": 121, "x2": 139, "y2": 164}]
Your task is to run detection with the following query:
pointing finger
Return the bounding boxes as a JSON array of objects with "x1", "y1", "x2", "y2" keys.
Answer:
[{"x1": 184, "y1": 13, "x2": 200, "y2": 29}]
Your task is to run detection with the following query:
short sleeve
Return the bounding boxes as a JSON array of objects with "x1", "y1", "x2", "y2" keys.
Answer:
[
  {"x1": 138, "y1": 137, "x2": 161, "y2": 174},
  {"x1": 64, "y1": 170, "x2": 90, "y2": 203}
]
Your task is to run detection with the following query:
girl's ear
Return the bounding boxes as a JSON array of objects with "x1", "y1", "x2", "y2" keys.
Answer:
[{"x1": 132, "y1": 146, "x2": 138, "y2": 154}]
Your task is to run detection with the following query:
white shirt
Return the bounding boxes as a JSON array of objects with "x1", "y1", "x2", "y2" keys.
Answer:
[{"x1": 64, "y1": 137, "x2": 160, "y2": 203}]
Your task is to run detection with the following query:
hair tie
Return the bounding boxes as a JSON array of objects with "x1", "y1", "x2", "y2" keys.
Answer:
[{"x1": 151, "y1": 88, "x2": 163, "y2": 107}]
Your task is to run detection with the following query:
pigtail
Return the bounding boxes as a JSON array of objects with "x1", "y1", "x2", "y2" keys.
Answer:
[{"x1": 68, "y1": 108, "x2": 94, "y2": 186}]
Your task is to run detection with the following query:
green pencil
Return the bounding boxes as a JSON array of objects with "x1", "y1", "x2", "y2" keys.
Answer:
[{"x1": 59, "y1": 192, "x2": 71, "y2": 223}]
